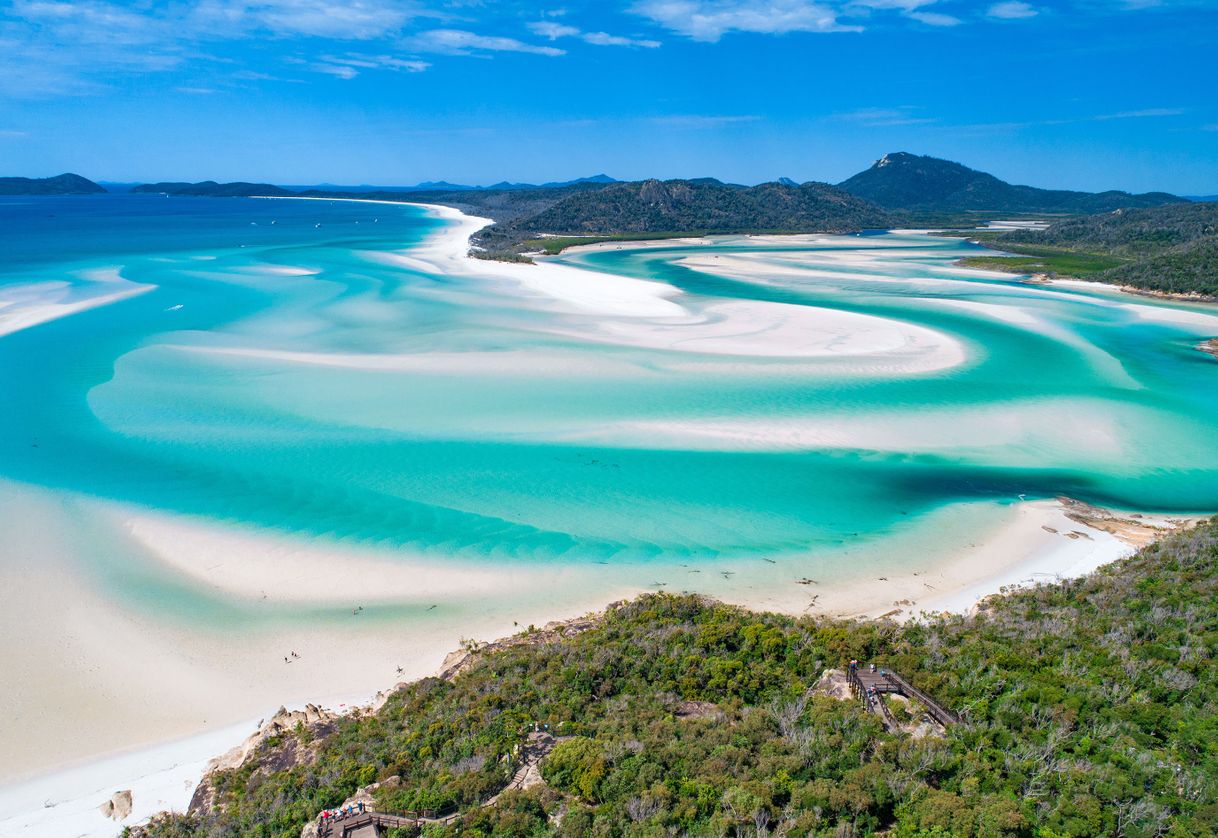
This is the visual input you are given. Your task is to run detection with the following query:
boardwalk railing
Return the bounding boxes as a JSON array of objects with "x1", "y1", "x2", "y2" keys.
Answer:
[
  {"x1": 882, "y1": 671, "x2": 960, "y2": 726},
  {"x1": 317, "y1": 807, "x2": 460, "y2": 837},
  {"x1": 846, "y1": 665, "x2": 957, "y2": 729}
]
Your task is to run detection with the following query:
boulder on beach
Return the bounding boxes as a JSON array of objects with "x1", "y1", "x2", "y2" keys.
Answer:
[{"x1": 99, "y1": 789, "x2": 133, "y2": 821}]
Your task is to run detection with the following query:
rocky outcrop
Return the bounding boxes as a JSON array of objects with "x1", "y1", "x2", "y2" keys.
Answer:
[
  {"x1": 811, "y1": 668, "x2": 853, "y2": 701},
  {"x1": 99, "y1": 789, "x2": 132, "y2": 821},
  {"x1": 189, "y1": 704, "x2": 337, "y2": 815}
]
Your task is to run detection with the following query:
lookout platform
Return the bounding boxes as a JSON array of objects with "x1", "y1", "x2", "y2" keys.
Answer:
[{"x1": 847, "y1": 664, "x2": 959, "y2": 729}]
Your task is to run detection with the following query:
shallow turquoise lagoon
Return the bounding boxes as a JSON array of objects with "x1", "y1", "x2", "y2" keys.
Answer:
[{"x1": 2, "y1": 196, "x2": 1217, "y2": 594}]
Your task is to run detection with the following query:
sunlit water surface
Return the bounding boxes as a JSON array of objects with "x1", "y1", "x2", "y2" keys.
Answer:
[{"x1": 2, "y1": 195, "x2": 1217, "y2": 626}]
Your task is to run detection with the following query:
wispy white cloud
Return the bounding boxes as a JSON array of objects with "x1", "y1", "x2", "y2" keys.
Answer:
[
  {"x1": 583, "y1": 31, "x2": 662, "y2": 47},
  {"x1": 528, "y1": 21, "x2": 581, "y2": 39},
  {"x1": 407, "y1": 29, "x2": 565, "y2": 56},
  {"x1": 1096, "y1": 107, "x2": 1186, "y2": 119},
  {"x1": 231, "y1": 69, "x2": 289, "y2": 81},
  {"x1": 188, "y1": 0, "x2": 422, "y2": 40},
  {"x1": 323, "y1": 53, "x2": 430, "y2": 72},
  {"x1": 528, "y1": 20, "x2": 661, "y2": 47},
  {"x1": 630, "y1": 0, "x2": 857, "y2": 42},
  {"x1": 0, "y1": 129, "x2": 29, "y2": 138},
  {"x1": 174, "y1": 86, "x2": 219, "y2": 94},
  {"x1": 1203, "y1": 123, "x2": 1218, "y2": 132},
  {"x1": 649, "y1": 114, "x2": 762, "y2": 127},
  {"x1": 831, "y1": 106, "x2": 936, "y2": 126},
  {"x1": 987, "y1": 1, "x2": 1039, "y2": 18},
  {"x1": 311, "y1": 63, "x2": 358, "y2": 78},
  {"x1": 906, "y1": 10, "x2": 962, "y2": 24}
]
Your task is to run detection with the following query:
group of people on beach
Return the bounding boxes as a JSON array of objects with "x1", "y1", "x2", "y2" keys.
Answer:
[
  {"x1": 283, "y1": 650, "x2": 300, "y2": 664},
  {"x1": 320, "y1": 801, "x2": 365, "y2": 821}
]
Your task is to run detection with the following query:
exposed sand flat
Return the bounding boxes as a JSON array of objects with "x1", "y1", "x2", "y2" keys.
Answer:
[
  {"x1": 1120, "y1": 301, "x2": 1218, "y2": 330},
  {"x1": 120, "y1": 511, "x2": 556, "y2": 604},
  {"x1": 0, "y1": 479, "x2": 635, "y2": 809},
  {"x1": 169, "y1": 344, "x2": 658, "y2": 376},
  {"x1": 675, "y1": 252, "x2": 1034, "y2": 296},
  {"x1": 358, "y1": 207, "x2": 966, "y2": 369},
  {"x1": 0, "y1": 277, "x2": 154, "y2": 338},
  {"x1": 594, "y1": 397, "x2": 1130, "y2": 460},
  {"x1": 540, "y1": 298, "x2": 966, "y2": 366}
]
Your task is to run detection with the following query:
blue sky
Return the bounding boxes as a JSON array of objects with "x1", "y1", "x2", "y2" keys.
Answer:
[{"x1": 0, "y1": 0, "x2": 1215, "y2": 192}]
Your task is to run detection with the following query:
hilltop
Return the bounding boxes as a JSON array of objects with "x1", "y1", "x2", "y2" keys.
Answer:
[
  {"x1": 137, "y1": 516, "x2": 1218, "y2": 837},
  {"x1": 840, "y1": 152, "x2": 1184, "y2": 213},
  {"x1": 0, "y1": 173, "x2": 105, "y2": 195}
]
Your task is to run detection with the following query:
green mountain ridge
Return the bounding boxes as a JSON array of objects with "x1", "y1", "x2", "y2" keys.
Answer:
[
  {"x1": 518, "y1": 178, "x2": 893, "y2": 235},
  {"x1": 0, "y1": 173, "x2": 106, "y2": 195},
  {"x1": 840, "y1": 152, "x2": 1184, "y2": 213}
]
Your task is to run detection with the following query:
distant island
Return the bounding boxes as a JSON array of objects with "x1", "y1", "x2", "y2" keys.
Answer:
[
  {"x1": 131, "y1": 180, "x2": 295, "y2": 197},
  {"x1": 0, "y1": 173, "x2": 105, "y2": 195}
]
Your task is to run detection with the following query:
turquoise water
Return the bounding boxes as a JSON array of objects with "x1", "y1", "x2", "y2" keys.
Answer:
[{"x1": 2, "y1": 196, "x2": 1217, "y2": 598}]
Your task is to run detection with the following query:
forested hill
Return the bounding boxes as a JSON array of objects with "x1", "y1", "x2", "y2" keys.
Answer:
[
  {"x1": 140, "y1": 516, "x2": 1218, "y2": 838},
  {"x1": 520, "y1": 178, "x2": 892, "y2": 235},
  {"x1": 0, "y1": 173, "x2": 105, "y2": 195},
  {"x1": 131, "y1": 180, "x2": 295, "y2": 197},
  {"x1": 840, "y1": 152, "x2": 1184, "y2": 213},
  {"x1": 972, "y1": 201, "x2": 1218, "y2": 297},
  {"x1": 1005, "y1": 200, "x2": 1218, "y2": 251}
]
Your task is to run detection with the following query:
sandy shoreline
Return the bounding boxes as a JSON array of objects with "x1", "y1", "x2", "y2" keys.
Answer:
[
  {"x1": 1, "y1": 205, "x2": 1212, "y2": 836},
  {"x1": 0, "y1": 490, "x2": 1198, "y2": 836}
]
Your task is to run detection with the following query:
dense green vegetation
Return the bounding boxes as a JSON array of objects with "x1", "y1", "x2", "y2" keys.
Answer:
[
  {"x1": 839, "y1": 152, "x2": 1182, "y2": 213},
  {"x1": 139, "y1": 518, "x2": 1218, "y2": 837},
  {"x1": 1002, "y1": 202, "x2": 1218, "y2": 252},
  {"x1": 960, "y1": 202, "x2": 1218, "y2": 296},
  {"x1": 953, "y1": 239, "x2": 1127, "y2": 276},
  {"x1": 520, "y1": 179, "x2": 891, "y2": 236},
  {"x1": 0, "y1": 172, "x2": 105, "y2": 195}
]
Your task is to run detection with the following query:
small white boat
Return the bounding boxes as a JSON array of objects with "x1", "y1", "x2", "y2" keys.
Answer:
[{"x1": 165, "y1": 304, "x2": 183, "y2": 312}]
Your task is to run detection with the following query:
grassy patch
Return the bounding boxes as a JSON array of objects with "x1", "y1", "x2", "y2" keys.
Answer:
[
  {"x1": 957, "y1": 243, "x2": 1127, "y2": 277},
  {"x1": 520, "y1": 232, "x2": 693, "y2": 255}
]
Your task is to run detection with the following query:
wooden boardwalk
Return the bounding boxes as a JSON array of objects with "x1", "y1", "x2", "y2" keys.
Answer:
[
  {"x1": 847, "y1": 665, "x2": 958, "y2": 729},
  {"x1": 315, "y1": 731, "x2": 557, "y2": 837},
  {"x1": 318, "y1": 809, "x2": 458, "y2": 837}
]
